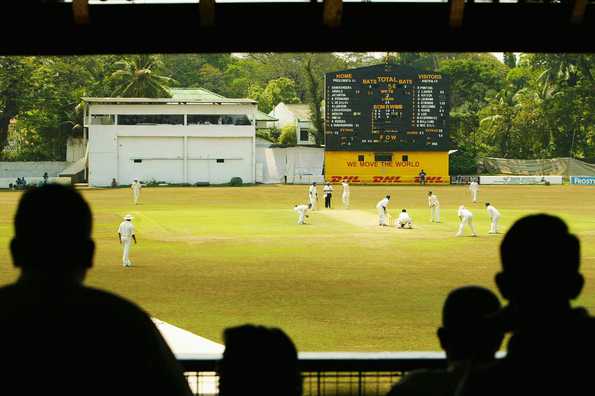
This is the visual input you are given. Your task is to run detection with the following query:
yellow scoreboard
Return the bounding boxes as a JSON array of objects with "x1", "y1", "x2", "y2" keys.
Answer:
[
  {"x1": 325, "y1": 151, "x2": 449, "y2": 184},
  {"x1": 325, "y1": 64, "x2": 451, "y2": 184}
]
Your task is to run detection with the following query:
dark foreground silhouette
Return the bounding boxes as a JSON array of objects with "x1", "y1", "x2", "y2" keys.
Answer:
[
  {"x1": 218, "y1": 324, "x2": 302, "y2": 396},
  {"x1": 387, "y1": 286, "x2": 503, "y2": 396},
  {"x1": 456, "y1": 214, "x2": 595, "y2": 396},
  {"x1": 0, "y1": 184, "x2": 191, "y2": 396}
]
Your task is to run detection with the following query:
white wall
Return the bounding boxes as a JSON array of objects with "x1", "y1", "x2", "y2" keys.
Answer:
[
  {"x1": 187, "y1": 137, "x2": 253, "y2": 184},
  {"x1": 118, "y1": 136, "x2": 185, "y2": 184},
  {"x1": 256, "y1": 146, "x2": 324, "y2": 184},
  {"x1": 66, "y1": 137, "x2": 87, "y2": 162},
  {"x1": 0, "y1": 162, "x2": 70, "y2": 178},
  {"x1": 285, "y1": 146, "x2": 324, "y2": 183},
  {"x1": 261, "y1": 147, "x2": 287, "y2": 184},
  {"x1": 255, "y1": 137, "x2": 272, "y2": 183},
  {"x1": 87, "y1": 103, "x2": 256, "y2": 186}
]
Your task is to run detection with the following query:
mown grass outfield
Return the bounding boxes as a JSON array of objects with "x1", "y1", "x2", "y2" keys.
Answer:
[{"x1": 1, "y1": 184, "x2": 594, "y2": 351}]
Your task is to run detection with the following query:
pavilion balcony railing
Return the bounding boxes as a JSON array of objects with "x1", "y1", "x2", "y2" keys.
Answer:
[{"x1": 179, "y1": 352, "x2": 506, "y2": 396}]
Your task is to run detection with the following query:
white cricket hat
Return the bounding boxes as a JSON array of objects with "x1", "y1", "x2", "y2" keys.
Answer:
[{"x1": 124, "y1": 214, "x2": 133, "y2": 220}]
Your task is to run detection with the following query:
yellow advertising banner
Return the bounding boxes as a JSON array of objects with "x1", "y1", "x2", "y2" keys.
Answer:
[{"x1": 325, "y1": 151, "x2": 450, "y2": 184}]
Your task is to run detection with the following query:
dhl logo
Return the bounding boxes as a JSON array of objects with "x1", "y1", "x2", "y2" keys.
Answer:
[
  {"x1": 414, "y1": 176, "x2": 445, "y2": 184},
  {"x1": 329, "y1": 176, "x2": 361, "y2": 183},
  {"x1": 372, "y1": 176, "x2": 402, "y2": 183},
  {"x1": 328, "y1": 176, "x2": 448, "y2": 184},
  {"x1": 372, "y1": 176, "x2": 445, "y2": 183}
]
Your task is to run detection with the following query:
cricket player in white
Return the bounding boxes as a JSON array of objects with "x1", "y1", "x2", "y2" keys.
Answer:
[
  {"x1": 118, "y1": 214, "x2": 137, "y2": 267},
  {"x1": 294, "y1": 203, "x2": 312, "y2": 225},
  {"x1": 469, "y1": 181, "x2": 479, "y2": 203},
  {"x1": 341, "y1": 180, "x2": 350, "y2": 208},
  {"x1": 428, "y1": 191, "x2": 440, "y2": 222},
  {"x1": 376, "y1": 195, "x2": 391, "y2": 226},
  {"x1": 308, "y1": 182, "x2": 318, "y2": 211},
  {"x1": 456, "y1": 205, "x2": 477, "y2": 237},
  {"x1": 396, "y1": 209, "x2": 413, "y2": 229},
  {"x1": 485, "y1": 202, "x2": 501, "y2": 234},
  {"x1": 131, "y1": 178, "x2": 142, "y2": 205}
]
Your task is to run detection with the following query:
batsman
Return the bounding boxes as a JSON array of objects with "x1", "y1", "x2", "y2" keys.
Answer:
[{"x1": 376, "y1": 195, "x2": 391, "y2": 227}]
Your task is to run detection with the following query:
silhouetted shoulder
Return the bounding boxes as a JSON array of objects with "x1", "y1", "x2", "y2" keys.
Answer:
[
  {"x1": 0, "y1": 282, "x2": 150, "y2": 322},
  {"x1": 0, "y1": 283, "x2": 192, "y2": 396},
  {"x1": 388, "y1": 368, "x2": 464, "y2": 396}
]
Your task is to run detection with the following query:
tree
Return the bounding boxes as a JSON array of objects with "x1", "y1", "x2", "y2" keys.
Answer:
[
  {"x1": 279, "y1": 125, "x2": 297, "y2": 145},
  {"x1": 0, "y1": 57, "x2": 35, "y2": 156},
  {"x1": 196, "y1": 63, "x2": 226, "y2": 95},
  {"x1": 301, "y1": 53, "x2": 349, "y2": 145},
  {"x1": 256, "y1": 77, "x2": 300, "y2": 113},
  {"x1": 335, "y1": 53, "x2": 378, "y2": 68},
  {"x1": 528, "y1": 54, "x2": 595, "y2": 157},
  {"x1": 438, "y1": 55, "x2": 508, "y2": 154},
  {"x1": 162, "y1": 53, "x2": 233, "y2": 88},
  {"x1": 503, "y1": 52, "x2": 517, "y2": 69},
  {"x1": 9, "y1": 55, "x2": 122, "y2": 160},
  {"x1": 110, "y1": 55, "x2": 177, "y2": 98},
  {"x1": 303, "y1": 56, "x2": 324, "y2": 144}
]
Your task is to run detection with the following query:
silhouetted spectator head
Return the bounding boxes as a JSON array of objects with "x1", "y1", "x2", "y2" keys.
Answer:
[
  {"x1": 496, "y1": 214, "x2": 582, "y2": 309},
  {"x1": 11, "y1": 184, "x2": 94, "y2": 280},
  {"x1": 437, "y1": 286, "x2": 503, "y2": 362},
  {"x1": 219, "y1": 324, "x2": 301, "y2": 396}
]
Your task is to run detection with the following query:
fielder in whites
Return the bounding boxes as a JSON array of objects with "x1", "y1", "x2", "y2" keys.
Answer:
[
  {"x1": 428, "y1": 191, "x2": 440, "y2": 223},
  {"x1": 131, "y1": 178, "x2": 142, "y2": 205},
  {"x1": 308, "y1": 182, "x2": 318, "y2": 211},
  {"x1": 376, "y1": 195, "x2": 391, "y2": 227},
  {"x1": 485, "y1": 202, "x2": 501, "y2": 234},
  {"x1": 118, "y1": 214, "x2": 137, "y2": 267},
  {"x1": 456, "y1": 205, "x2": 477, "y2": 237},
  {"x1": 469, "y1": 181, "x2": 479, "y2": 203},
  {"x1": 341, "y1": 180, "x2": 350, "y2": 208},
  {"x1": 294, "y1": 203, "x2": 312, "y2": 225},
  {"x1": 396, "y1": 209, "x2": 413, "y2": 229}
]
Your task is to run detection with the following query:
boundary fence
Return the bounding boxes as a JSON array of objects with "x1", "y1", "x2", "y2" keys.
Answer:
[{"x1": 179, "y1": 352, "x2": 499, "y2": 396}]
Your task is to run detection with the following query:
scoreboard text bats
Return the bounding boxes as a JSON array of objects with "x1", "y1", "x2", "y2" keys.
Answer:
[{"x1": 324, "y1": 64, "x2": 450, "y2": 151}]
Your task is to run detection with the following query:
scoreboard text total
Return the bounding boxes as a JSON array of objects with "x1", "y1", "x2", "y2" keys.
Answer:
[{"x1": 325, "y1": 64, "x2": 449, "y2": 151}]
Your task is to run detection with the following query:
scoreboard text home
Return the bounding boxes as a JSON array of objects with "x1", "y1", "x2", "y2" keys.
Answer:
[{"x1": 324, "y1": 64, "x2": 450, "y2": 184}]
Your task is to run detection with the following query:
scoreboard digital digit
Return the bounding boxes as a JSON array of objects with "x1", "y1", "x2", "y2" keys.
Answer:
[{"x1": 325, "y1": 64, "x2": 449, "y2": 151}]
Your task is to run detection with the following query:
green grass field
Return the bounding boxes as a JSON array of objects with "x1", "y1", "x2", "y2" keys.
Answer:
[{"x1": 1, "y1": 184, "x2": 594, "y2": 351}]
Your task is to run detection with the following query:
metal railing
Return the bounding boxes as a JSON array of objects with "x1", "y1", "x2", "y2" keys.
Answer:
[{"x1": 179, "y1": 352, "x2": 459, "y2": 396}]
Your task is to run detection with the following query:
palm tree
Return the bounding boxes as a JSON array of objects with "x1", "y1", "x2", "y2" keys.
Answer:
[
  {"x1": 62, "y1": 102, "x2": 84, "y2": 136},
  {"x1": 110, "y1": 55, "x2": 177, "y2": 98}
]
